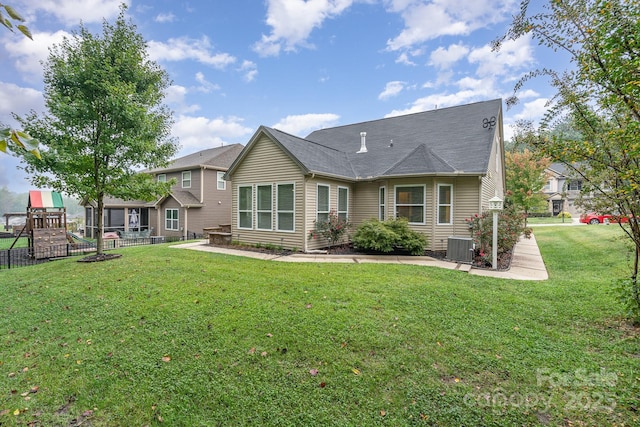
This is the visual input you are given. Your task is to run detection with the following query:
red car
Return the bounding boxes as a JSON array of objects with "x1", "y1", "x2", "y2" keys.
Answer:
[{"x1": 579, "y1": 212, "x2": 630, "y2": 224}]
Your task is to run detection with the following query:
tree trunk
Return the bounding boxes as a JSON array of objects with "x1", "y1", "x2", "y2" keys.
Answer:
[
  {"x1": 632, "y1": 244, "x2": 640, "y2": 310},
  {"x1": 96, "y1": 196, "x2": 104, "y2": 255}
]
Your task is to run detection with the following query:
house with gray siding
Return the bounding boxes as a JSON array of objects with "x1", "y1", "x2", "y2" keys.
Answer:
[{"x1": 225, "y1": 99, "x2": 506, "y2": 253}]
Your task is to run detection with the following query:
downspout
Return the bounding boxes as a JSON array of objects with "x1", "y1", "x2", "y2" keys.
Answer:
[
  {"x1": 184, "y1": 207, "x2": 188, "y2": 240},
  {"x1": 200, "y1": 167, "x2": 205, "y2": 204}
]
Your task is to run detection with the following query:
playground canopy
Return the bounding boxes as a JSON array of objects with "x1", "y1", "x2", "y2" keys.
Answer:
[{"x1": 28, "y1": 190, "x2": 64, "y2": 209}]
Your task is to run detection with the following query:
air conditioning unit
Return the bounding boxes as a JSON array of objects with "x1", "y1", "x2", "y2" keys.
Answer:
[{"x1": 447, "y1": 236, "x2": 474, "y2": 263}]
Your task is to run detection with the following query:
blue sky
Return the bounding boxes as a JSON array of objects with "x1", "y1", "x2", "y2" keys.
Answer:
[{"x1": 0, "y1": 0, "x2": 564, "y2": 193}]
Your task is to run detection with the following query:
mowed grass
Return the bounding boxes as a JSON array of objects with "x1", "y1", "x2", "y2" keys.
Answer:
[{"x1": 0, "y1": 227, "x2": 639, "y2": 426}]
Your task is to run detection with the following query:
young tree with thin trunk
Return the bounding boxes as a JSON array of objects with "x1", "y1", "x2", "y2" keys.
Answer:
[
  {"x1": 495, "y1": 0, "x2": 640, "y2": 318},
  {"x1": 505, "y1": 149, "x2": 551, "y2": 226},
  {"x1": 17, "y1": 5, "x2": 177, "y2": 257}
]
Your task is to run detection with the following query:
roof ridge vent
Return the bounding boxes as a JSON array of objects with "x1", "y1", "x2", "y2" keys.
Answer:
[{"x1": 357, "y1": 132, "x2": 368, "y2": 153}]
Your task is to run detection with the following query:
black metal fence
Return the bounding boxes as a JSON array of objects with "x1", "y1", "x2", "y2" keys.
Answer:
[{"x1": 0, "y1": 233, "x2": 202, "y2": 270}]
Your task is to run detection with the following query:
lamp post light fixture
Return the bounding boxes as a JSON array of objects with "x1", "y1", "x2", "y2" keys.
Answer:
[{"x1": 488, "y1": 195, "x2": 504, "y2": 270}]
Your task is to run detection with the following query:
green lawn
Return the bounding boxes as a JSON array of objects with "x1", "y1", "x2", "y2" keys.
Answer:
[
  {"x1": 0, "y1": 237, "x2": 28, "y2": 250},
  {"x1": 0, "y1": 227, "x2": 638, "y2": 426},
  {"x1": 527, "y1": 216, "x2": 575, "y2": 224}
]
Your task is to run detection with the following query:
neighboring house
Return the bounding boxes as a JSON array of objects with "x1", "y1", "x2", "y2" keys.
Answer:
[
  {"x1": 543, "y1": 163, "x2": 585, "y2": 217},
  {"x1": 83, "y1": 144, "x2": 244, "y2": 239},
  {"x1": 224, "y1": 99, "x2": 506, "y2": 253}
]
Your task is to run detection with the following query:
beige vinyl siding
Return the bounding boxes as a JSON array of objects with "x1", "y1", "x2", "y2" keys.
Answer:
[
  {"x1": 305, "y1": 178, "x2": 354, "y2": 251},
  {"x1": 352, "y1": 182, "x2": 382, "y2": 225},
  {"x1": 230, "y1": 136, "x2": 306, "y2": 250},
  {"x1": 432, "y1": 177, "x2": 479, "y2": 251}
]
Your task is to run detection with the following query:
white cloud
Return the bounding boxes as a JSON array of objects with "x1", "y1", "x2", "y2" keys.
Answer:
[
  {"x1": 468, "y1": 36, "x2": 534, "y2": 77},
  {"x1": 378, "y1": 81, "x2": 405, "y2": 100},
  {"x1": 386, "y1": 0, "x2": 516, "y2": 52},
  {"x1": 513, "y1": 97, "x2": 550, "y2": 122},
  {"x1": 194, "y1": 72, "x2": 220, "y2": 93},
  {"x1": 0, "y1": 82, "x2": 45, "y2": 125},
  {"x1": 272, "y1": 113, "x2": 340, "y2": 135},
  {"x1": 253, "y1": 0, "x2": 354, "y2": 57},
  {"x1": 148, "y1": 36, "x2": 236, "y2": 69},
  {"x1": 395, "y1": 52, "x2": 416, "y2": 66},
  {"x1": 238, "y1": 60, "x2": 258, "y2": 82},
  {"x1": 385, "y1": 91, "x2": 482, "y2": 117},
  {"x1": 164, "y1": 85, "x2": 200, "y2": 114},
  {"x1": 3, "y1": 30, "x2": 70, "y2": 80},
  {"x1": 155, "y1": 13, "x2": 176, "y2": 23},
  {"x1": 429, "y1": 43, "x2": 469, "y2": 69},
  {"x1": 172, "y1": 115, "x2": 254, "y2": 153},
  {"x1": 25, "y1": 0, "x2": 128, "y2": 26}
]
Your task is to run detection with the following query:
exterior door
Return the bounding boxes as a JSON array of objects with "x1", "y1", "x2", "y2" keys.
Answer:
[{"x1": 552, "y1": 200, "x2": 563, "y2": 216}]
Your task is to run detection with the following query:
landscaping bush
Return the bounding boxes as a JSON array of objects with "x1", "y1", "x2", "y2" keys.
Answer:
[
  {"x1": 353, "y1": 218, "x2": 428, "y2": 255},
  {"x1": 465, "y1": 206, "x2": 531, "y2": 264},
  {"x1": 557, "y1": 211, "x2": 572, "y2": 218},
  {"x1": 308, "y1": 209, "x2": 351, "y2": 248}
]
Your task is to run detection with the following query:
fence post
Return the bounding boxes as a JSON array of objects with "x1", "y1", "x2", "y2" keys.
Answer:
[{"x1": 7, "y1": 248, "x2": 11, "y2": 270}]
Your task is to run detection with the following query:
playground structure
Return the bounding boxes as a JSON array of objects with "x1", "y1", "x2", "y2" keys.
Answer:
[{"x1": 11, "y1": 190, "x2": 70, "y2": 259}]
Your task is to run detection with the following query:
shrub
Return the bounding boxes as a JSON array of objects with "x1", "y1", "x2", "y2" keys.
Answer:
[
  {"x1": 308, "y1": 209, "x2": 351, "y2": 248},
  {"x1": 465, "y1": 206, "x2": 531, "y2": 263},
  {"x1": 353, "y1": 218, "x2": 428, "y2": 256},
  {"x1": 557, "y1": 211, "x2": 572, "y2": 219}
]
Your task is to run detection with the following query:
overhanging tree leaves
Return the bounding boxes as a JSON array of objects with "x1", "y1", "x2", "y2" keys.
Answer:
[
  {"x1": 495, "y1": 0, "x2": 640, "y2": 318},
  {"x1": 17, "y1": 5, "x2": 177, "y2": 256}
]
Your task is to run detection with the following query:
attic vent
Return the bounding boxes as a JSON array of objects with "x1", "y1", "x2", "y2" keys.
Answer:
[
  {"x1": 357, "y1": 132, "x2": 368, "y2": 153},
  {"x1": 483, "y1": 116, "x2": 496, "y2": 130}
]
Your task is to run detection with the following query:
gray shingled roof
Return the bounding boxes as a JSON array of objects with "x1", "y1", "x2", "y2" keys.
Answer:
[
  {"x1": 148, "y1": 143, "x2": 244, "y2": 173},
  {"x1": 232, "y1": 99, "x2": 502, "y2": 181}
]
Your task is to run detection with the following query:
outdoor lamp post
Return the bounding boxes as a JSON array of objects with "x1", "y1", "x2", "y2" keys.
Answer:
[{"x1": 488, "y1": 195, "x2": 504, "y2": 270}]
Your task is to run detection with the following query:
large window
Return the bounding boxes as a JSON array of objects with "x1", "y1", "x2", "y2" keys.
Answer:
[
  {"x1": 257, "y1": 185, "x2": 273, "y2": 230},
  {"x1": 238, "y1": 186, "x2": 253, "y2": 229},
  {"x1": 217, "y1": 171, "x2": 226, "y2": 190},
  {"x1": 395, "y1": 185, "x2": 425, "y2": 224},
  {"x1": 437, "y1": 184, "x2": 453, "y2": 225},
  {"x1": 337, "y1": 187, "x2": 349, "y2": 221},
  {"x1": 182, "y1": 171, "x2": 191, "y2": 188},
  {"x1": 568, "y1": 180, "x2": 582, "y2": 191},
  {"x1": 317, "y1": 184, "x2": 330, "y2": 222},
  {"x1": 379, "y1": 186, "x2": 386, "y2": 220},
  {"x1": 165, "y1": 208, "x2": 179, "y2": 231},
  {"x1": 277, "y1": 183, "x2": 295, "y2": 231}
]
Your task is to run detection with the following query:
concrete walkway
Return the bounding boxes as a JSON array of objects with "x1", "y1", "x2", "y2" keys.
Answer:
[{"x1": 172, "y1": 233, "x2": 548, "y2": 281}]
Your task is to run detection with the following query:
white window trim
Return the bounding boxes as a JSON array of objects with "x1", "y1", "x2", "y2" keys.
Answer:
[
  {"x1": 337, "y1": 186, "x2": 349, "y2": 220},
  {"x1": 394, "y1": 184, "x2": 426, "y2": 225},
  {"x1": 165, "y1": 208, "x2": 179, "y2": 231},
  {"x1": 316, "y1": 184, "x2": 330, "y2": 222},
  {"x1": 238, "y1": 185, "x2": 253, "y2": 230},
  {"x1": 379, "y1": 186, "x2": 386, "y2": 221},
  {"x1": 182, "y1": 171, "x2": 191, "y2": 188},
  {"x1": 217, "y1": 171, "x2": 226, "y2": 190},
  {"x1": 256, "y1": 184, "x2": 273, "y2": 231},
  {"x1": 276, "y1": 182, "x2": 295, "y2": 232},
  {"x1": 157, "y1": 174, "x2": 166, "y2": 183},
  {"x1": 437, "y1": 183, "x2": 453, "y2": 225}
]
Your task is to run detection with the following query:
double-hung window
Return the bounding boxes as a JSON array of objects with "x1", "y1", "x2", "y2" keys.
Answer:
[
  {"x1": 165, "y1": 208, "x2": 179, "y2": 231},
  {"x1": 277, "y1": 183, "x2": 295, "y2": 231},
  {"x1": 238, "y1": 186, "x2": 253, "y2": 229},
  {"x1": 257, "y1": 184, "x2": 273, "y2": 230},
  {"x1": 182, "y1": 171, "x2": 191, "y2": 188},
  {"x1": 217, "y1": 171, "x2": 226, "y2": 190},
  {"x1": 316, "y1": 184, "x2": 330, "y2": 222},
  {"x1": 379, "y1": 187, "x2": 386, "y2": 220},
  {"x1": 337, "y1": 187, "x2": 349, "y2": 221},
  {"x1": 395, "y1": 185, "x2": 425, "y2": 224},
  {"x1": 437, "y1": 184, "x2": 453, "y2": 225},
  {"x1": 157, "y1": 174, "x2": 166, "y2": 183}
]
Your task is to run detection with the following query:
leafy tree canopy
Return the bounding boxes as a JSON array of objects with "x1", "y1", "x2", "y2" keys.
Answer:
[{"x1": 17, "y1": 5, "x2": 178, "y2": 254}]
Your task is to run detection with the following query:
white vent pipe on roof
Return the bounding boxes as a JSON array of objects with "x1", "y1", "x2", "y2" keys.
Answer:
[{"x1": 357, "y1": 131, "x2": 368, "y2": 153}]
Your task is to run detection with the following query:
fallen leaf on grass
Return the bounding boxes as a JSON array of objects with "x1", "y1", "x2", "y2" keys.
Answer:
[
  {"x1": 305, "y1": 304, "x2": 312, "y2": 309},
  {"x1": 266, "y1": 333, "x2": 273, "y2": 338},
  {"x1": 161, "y1": 356, "x2": 171, "y2": 363},
  {"x1": 380, "y1": 410, "x2": 386, "y2": 417},
  {"x1": 309, "y1": 369, "x2": 318, "y2": 376},
  {"x1": 248, "y1": 347, "x2": 255, "y2": 355},
  {"x1": 261, "y1": 351, "x2": 267, "y2": 357},
  {"x1": 352, "y1": 368, "x2": 361, "y2": 376},
  {"x1": 319, "y1": 382, "x2": 326, "y2": 388}
]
